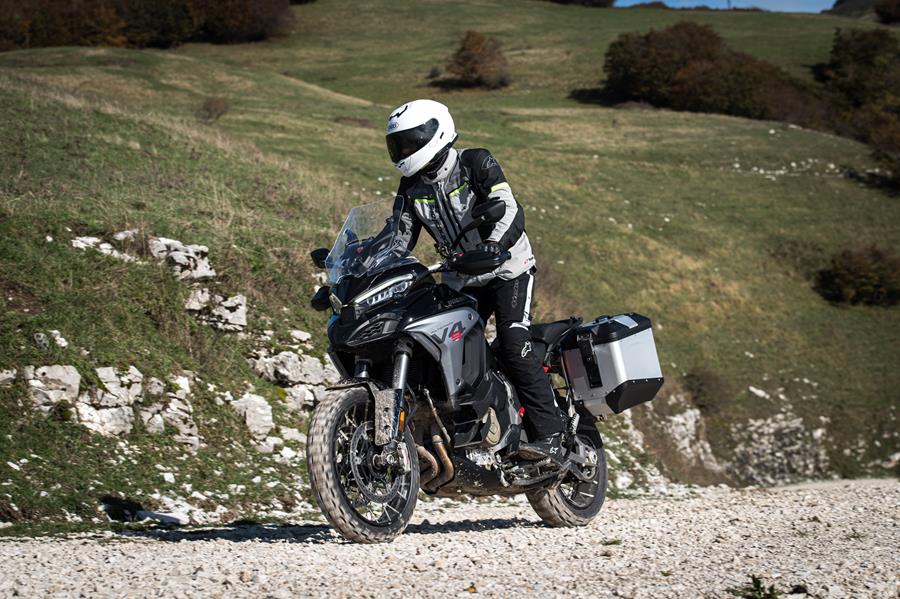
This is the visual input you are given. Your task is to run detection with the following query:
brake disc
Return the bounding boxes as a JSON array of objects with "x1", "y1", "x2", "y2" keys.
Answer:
[{"x1": 348, "y1": 421, "x2": 403, "y2": 504}]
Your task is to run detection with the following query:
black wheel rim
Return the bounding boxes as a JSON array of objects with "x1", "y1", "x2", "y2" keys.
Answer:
[
  {"x1": 332, "y1": 397, "x2": 414, "y2": 527},
  {"x1": 558, "y1": 434, "x2": 602, "y2": 511}
]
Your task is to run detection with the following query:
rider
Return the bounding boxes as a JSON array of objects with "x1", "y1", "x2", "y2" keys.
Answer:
[{"x1": 385, "y1": 99, "x2": 565, "y2": 464}]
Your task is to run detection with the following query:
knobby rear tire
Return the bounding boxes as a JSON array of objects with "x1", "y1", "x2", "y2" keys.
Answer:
[
  {"x1": 307, "y1": 387, "x2": 419, "y2": 543},
  {"x1": 526, "y1": 425, "x2": 608, "y2": 527}
]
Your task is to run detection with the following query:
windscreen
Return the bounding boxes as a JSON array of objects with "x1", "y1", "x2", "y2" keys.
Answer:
[{"x1": 325, "y1": 199, "x2": 418, "y2": 284}]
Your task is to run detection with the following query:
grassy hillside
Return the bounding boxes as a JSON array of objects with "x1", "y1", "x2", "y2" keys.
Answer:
[{"x1": 1, "y1": 1, "x2": 898, "y2": 525}]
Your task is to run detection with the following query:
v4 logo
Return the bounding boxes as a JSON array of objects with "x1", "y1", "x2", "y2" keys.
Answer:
[{"x1": 433, "y1": 321, "x2": 465, "y2": 343}]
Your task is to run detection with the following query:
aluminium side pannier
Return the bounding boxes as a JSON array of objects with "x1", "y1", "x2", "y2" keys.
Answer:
[{"x1": 560, "y1": 313, "x2": 664, "y2": 418}]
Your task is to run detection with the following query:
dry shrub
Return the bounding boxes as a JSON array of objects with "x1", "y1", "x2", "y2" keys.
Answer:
[
  {"x1": 544, "y1": 0, "x2": 615, "y2": 5},
  {"x1": 0, "y1": 0, "x2": 292, "y2": 51},
  {"x1": 197, "y1": 96, "x2": 230, "y2": 124},
  {"x1": 817, "y1": 29, "x2": 900, "y2": 183},
  {"x1": 671, "y1": 51, "x2": 826, "y2": 127},
  {"x1": 601, "y1": 22, "x2": 826, "y2": 128},
  {"x1": 195, "y1": 0, "x2": 289, "y2": 43},
  {"x1": 0, "y1": 0, "x2": 128, "y2": 50},
  {"x1": 0, "y1": 0, "x2": 32, "y2": 51},
  {"x1": 670, "y1": 52, "x2": 790, "y2": 119},
  {"x1": 602, "y1": 22, "x2": 724, "y2": 105},
  {"x1": 817, "y1": 29, "x2": 900, "y2": 112},
  {"x1": 446, "y1": 30, "x2": 510, "y2": 90},
  {"x1": 875, "y1": 0, "x2": 900, "y2": 23},
  {"x1": 815, "y1": 246, "x2": 900, "y2": 307},
  {"x1": 852, "y1": 105, "x2": 900, "y2": 184},
  {"x1": 115, "y1": 0, "x2": 202, "y2": 48}
]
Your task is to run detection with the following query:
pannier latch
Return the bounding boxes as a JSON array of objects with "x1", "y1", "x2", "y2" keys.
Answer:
[{"x1": 576, "y1": 332, "x2": 603, "y2": 388}]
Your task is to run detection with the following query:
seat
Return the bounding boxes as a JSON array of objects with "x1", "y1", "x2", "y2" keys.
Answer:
[
  {"x1": 490, "y1": 317, "x2": 582, "y2": 368},
  {"x1": 530, "y1": 317, "x2": 581, "y2": 348},
  {"x1": 530, "y1": 317, "x2": 582, "y2": 366}
]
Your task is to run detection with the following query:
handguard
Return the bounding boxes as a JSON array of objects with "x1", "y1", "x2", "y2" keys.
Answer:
[{"x1": 448, "y1": 249, "x2": 512, "y2": 276}]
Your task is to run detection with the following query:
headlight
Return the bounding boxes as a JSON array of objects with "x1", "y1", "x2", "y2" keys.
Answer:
[{"x1": 355, "y1": 279, "x2": 412, "y2": 309}]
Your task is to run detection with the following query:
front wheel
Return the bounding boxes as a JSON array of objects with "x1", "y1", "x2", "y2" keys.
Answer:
[
  {"x1": 307, "y1": 387, "x2": 419, "y2": 543},
  {"x1": 526, "y1": 424, "x2": 607, "y2": 527}
]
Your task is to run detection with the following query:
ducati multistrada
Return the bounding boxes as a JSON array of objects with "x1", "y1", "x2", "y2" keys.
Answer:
[{"x1": 306, "y1": 199, "x2": 664, "y2": 543}]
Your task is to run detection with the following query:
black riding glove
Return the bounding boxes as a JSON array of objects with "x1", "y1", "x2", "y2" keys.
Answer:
[{"x1": 479, "y1": 241, "x2": 503, "y2": 256}]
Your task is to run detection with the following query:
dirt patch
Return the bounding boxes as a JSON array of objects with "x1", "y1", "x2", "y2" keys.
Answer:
[
  {"x1": 0, "y1": 501, "x2": 25, "y2": 522},
  {"x1": 0, "y1": 278, "x2": 43, "y2": 314},
  {"x1": 333, "y1": 116, "x2": 376, "y2": 129}
]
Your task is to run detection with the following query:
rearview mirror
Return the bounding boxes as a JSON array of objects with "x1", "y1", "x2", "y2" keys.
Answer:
[
  {"x1": 471, "y1": 200, "x2": 506, "y2": 226},
  {"x1": 310, "y1": 247, "x2": 329, "y2": 269},
  {"x1": 449, "y1": 200, "x2": 506, "y2": 250}
]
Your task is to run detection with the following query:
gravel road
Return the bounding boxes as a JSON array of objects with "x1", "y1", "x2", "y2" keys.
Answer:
[{"x1": 0, "y1": 479, "x2": 897, "y2": 598}]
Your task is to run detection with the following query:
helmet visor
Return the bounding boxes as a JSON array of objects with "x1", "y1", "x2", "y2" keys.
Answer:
[{"x1": 386, "y1": 118, "x2": 439, "y2": 163}]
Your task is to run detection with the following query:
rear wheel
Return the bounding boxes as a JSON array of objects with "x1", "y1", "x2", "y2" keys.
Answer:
[
  {"x1": 307, "y1": 387, "x2": 419, "y2": 543},
  {"x1": 526, "y1": 424, "x2": 607, "y2": 527}
]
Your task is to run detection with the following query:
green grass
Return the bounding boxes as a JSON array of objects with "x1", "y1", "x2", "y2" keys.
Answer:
[{"x1": 0, "y1": 0, "x2": 898, "y2": 523}]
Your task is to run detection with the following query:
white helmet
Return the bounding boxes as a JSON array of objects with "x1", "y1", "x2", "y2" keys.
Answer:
[{"x1": 385, "y1": 99, "x2": 457, "y2": 178}]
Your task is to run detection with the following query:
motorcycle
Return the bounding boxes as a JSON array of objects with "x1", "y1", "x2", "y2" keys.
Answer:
[{"x1": 306, "y1": 198, "x2": 664, "y2": 543}]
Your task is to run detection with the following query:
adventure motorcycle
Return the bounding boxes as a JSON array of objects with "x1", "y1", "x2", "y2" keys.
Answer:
[{"x1": 306, "y1": 198, "x2": 664, "y2": 543}]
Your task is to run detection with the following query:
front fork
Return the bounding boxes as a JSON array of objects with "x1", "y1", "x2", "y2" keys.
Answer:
[{"x1": 371, "y1": 338, "x2": 414, "y2": 471}]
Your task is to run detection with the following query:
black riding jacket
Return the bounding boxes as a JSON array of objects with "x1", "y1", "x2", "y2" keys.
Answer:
[{"x1": 392, "y1": 148, "x2": 536, "y2": 285}]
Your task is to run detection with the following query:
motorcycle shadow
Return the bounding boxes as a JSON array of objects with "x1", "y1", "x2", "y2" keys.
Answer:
[{"x1": 118, "y1": 517, "x2": 541, "y2": 545}]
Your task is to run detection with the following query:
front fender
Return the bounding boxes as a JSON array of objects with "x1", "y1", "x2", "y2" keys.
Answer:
[
  {"x1": 325, "y1": 378, "x2": 399, "y2": 446},
  {"x1": 326, "y1": 377, "x2": 385, "y2": 396}
]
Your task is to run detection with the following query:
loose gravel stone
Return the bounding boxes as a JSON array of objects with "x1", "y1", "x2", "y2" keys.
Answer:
[{"x1": 0, "y1": 480, "x2": 896, "y2": 598}]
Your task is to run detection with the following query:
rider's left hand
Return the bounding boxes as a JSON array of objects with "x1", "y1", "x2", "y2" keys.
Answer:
[{"x1": 479, "y1": 241, "x2": 503, "y2": 256}]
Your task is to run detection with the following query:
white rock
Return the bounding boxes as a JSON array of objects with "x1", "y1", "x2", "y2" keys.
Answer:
[
  {"x1": 279, "y1": 426, "x2": 306, "y2": 443},
  {"x1": 162, "y1": 472, "x2": 176, "y2": 484},
  {"x1": 232, "y1": 393, "x2": 274, "y2": 439},
  {"x1": 48, "y1": 330, "x2": 68, "y2": 348},
  {"x1": 147, "y1": 237, "x2": 182, "y2": 259},
  {"x1": 748, "y1": 386, "x2": 770, "y2": 399},
  {"x1": 112, "y1": 229, "x2": 138, "y2": 242},
  {"x1": 729, "y1": 409, "x2": 830, "y2": 485},
  {"x1": 0, "y1": 369, "x2": 16, "y2": 386},
  {"x1": 615, "y1": 471, "x2": 634, "y2": 490},
  {"x1": 171, "y1": 374, "x2": 192, "y2": 397},
  {"x1": 268, "y1": 352, "x2": 305, "y2": 385},
  {"x1": 71, "y1": 236, "x2": 136, "y2": 262},
  {"x1": 184, "y1": 287, "x2": 210, "y2": 312},
  {"x1": 143, "y1": 412, "x2": 165, "y2": 434},
  {"x1": 208, "y1": 294, "x2": 247, "y2": 331},
  {"x1": 75, "y1": 402, "x2": 134, "y2": 436},
  {"x1": 26, "y1": 365, "x2": 81, "y2": 416},
  {"x1": 323, "y1": 355, "x2": 341, "y2": 384},
  {"x1": 71, "y1": 236, "x2": 101, "y2": 250},
  {"x1": 145, "y1": 377, "x2": 165, "y2": 396},
  {"x1": 149, "y1": 237, "x2": 216, "y2": 280},
  {"x1": 310, "y1": 385, "x2": 330, "y2": 403},
  {"x1": 289, "y1": 329, "x2": 311, "y2": 342},
  {"x1": 279, "y1": 446, "x2": 297, "y2": 460},
  {"x1": 33, "y1": 332, "x2": 49, "y2": 349},
  {"x1": 284, "y1": 385, "x2": 315, "y2": 412},
  {"x1": 299, "y1": 355, "x2": 326, "y2": 386}
]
